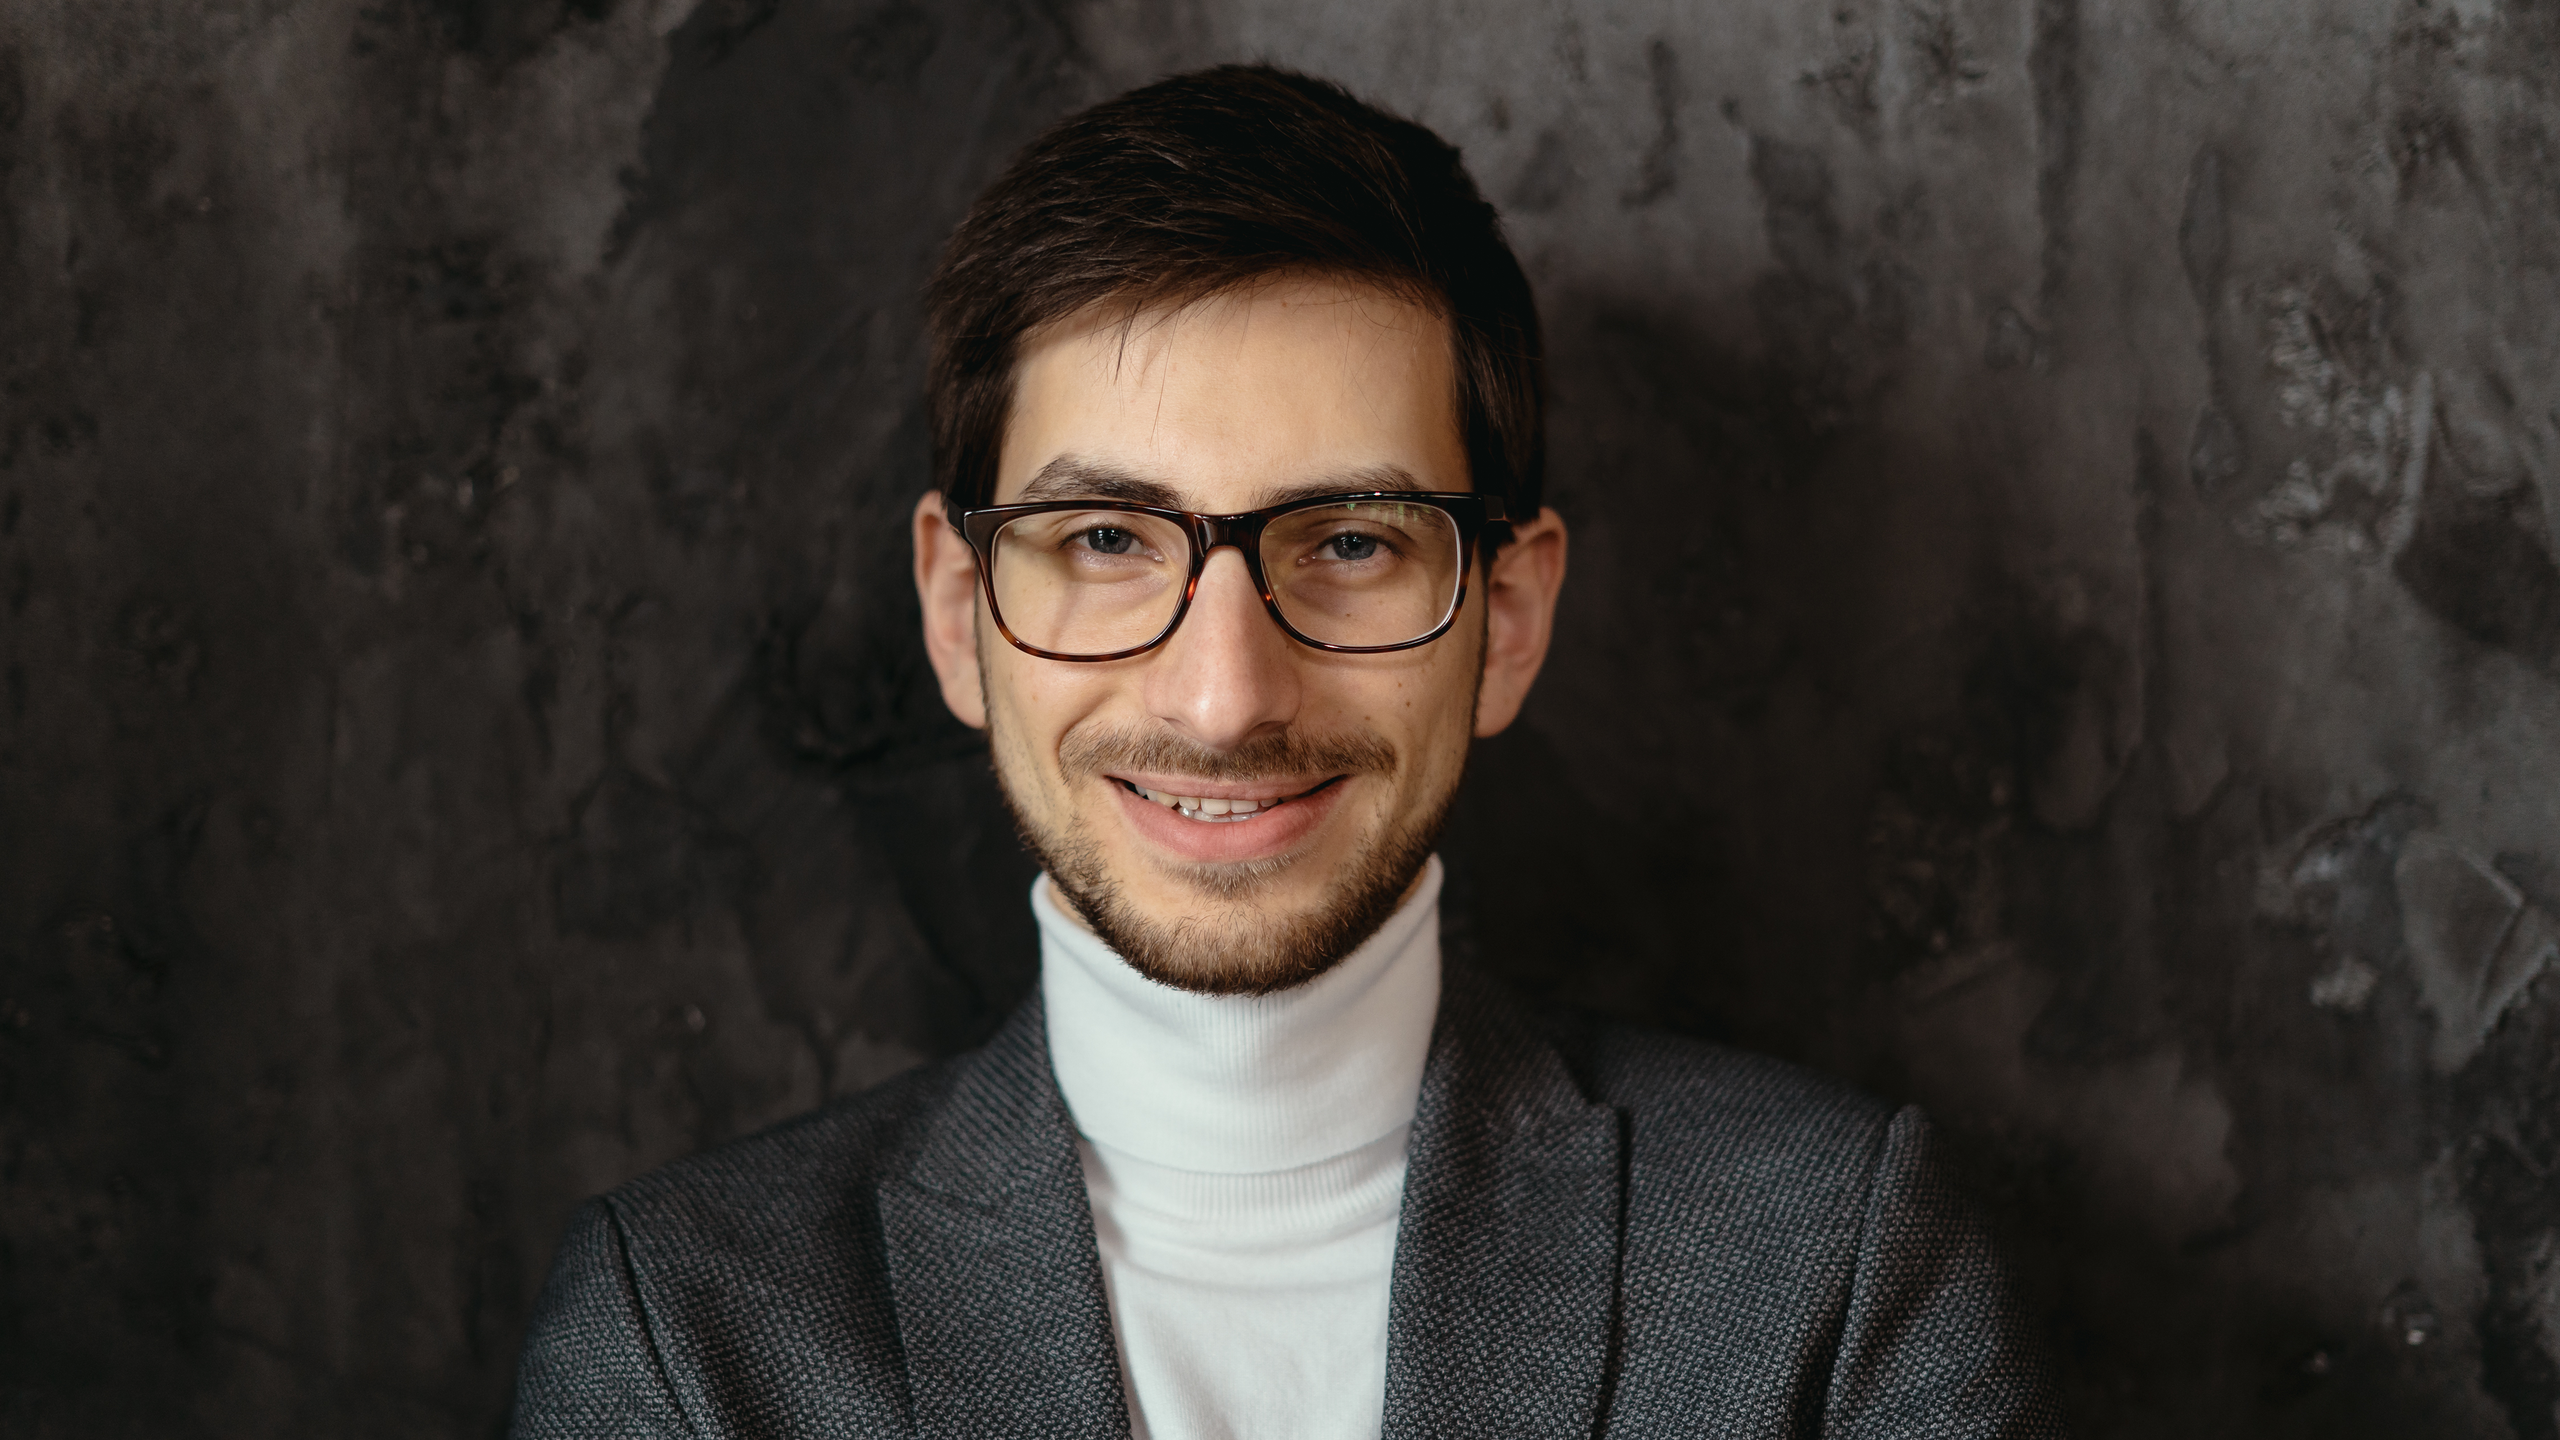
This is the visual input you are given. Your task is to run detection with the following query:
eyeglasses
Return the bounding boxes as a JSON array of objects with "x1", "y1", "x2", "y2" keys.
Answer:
[{"x1": 952, "y1": 491, "x2": 1507, "y2": 661}]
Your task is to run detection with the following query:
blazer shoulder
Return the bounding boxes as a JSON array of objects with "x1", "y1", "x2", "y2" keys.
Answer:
[
  {"x1": 512, "y1": 1055, "x2": 980, "y2": 1437},
  {"x1": 600, "y1": 1051, "x2": 958, "y2": 1243},
  {"x1": 1560, "y1": 1014, "x2": 1900, "y2": 1172}
]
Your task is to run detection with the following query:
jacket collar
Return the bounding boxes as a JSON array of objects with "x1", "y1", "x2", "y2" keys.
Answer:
[
  {"x1": 878, "y1": 966, "x2": 1627, "y2": 1439},
  {"x1": 878, "y1": 998, "x2": 1134, "y2": 1439},
  {"x1": 1383, "y1": 966, "x2": 1627, "y2": 1438}
]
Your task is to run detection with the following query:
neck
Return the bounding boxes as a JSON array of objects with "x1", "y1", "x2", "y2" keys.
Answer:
[{"x1": 1033, "y1": 857, "x2": 1445, "y2": 1174}]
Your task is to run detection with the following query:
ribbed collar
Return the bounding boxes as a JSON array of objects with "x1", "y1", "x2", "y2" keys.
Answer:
[{"x1": 1034, "y1": 857, "x2": 1444, "y2": 1175}]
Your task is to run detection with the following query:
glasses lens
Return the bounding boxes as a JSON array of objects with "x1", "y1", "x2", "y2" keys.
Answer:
[
  {"x1": 990, "y1": 509, "x2": 1192, "y2": 657},
  {"x1": 1262, "y1": 498, "x2": 1462, "y2": 648}
]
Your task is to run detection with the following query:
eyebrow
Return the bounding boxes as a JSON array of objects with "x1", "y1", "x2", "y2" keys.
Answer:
[
  {"x1": 1016, "y1": 457, "x2": 1186, "y2": 508},
  {"x1": 1013, "y1": 456, "x2": 1436, "y2": 512},
  {"x1": 1254, "y1": 466, "x2": 1429, "y2": 508}
]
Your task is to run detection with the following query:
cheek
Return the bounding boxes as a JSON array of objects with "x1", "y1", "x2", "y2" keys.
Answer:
[
  {"x1": 982, "y1": 651, "x2": 1123, "y2": 781},
  {"x1": 1360, "y1": 644, "x2": 1482, "y2": 769},
  {"x1": 975, "y1": 645, "x2": 1052, "y2": 778}
]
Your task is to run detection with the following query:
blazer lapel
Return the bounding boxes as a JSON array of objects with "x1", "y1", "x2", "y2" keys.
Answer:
[
  {"x1": 1382, "y1": 968, "x2": 1628, "y2": 1439},
  {"x1": 880, "y1": 997, "x2": 1132, "y2": 1440}
]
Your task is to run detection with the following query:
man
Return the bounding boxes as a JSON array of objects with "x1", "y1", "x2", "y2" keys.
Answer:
[{"x1": 510, "y1": 65, "x2": 2065, "y2": 1439}]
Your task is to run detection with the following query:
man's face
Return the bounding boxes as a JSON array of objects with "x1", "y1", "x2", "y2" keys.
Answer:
[{"x1": 914, "y1": 276, "x2": 1566, "y2": 994}]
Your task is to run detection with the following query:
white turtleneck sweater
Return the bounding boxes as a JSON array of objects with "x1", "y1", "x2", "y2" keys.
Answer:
[{"x1": 1033, "y1": 858, "x2": 1444, "y2": 1440}]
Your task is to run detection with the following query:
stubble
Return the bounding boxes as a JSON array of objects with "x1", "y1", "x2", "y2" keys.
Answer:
[{"x1": 993, "y1": 720, "x2": 1458, "y2": 996}]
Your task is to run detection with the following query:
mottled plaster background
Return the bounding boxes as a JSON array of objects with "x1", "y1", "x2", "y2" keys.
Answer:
[{"x1": 3, "y1": 0, "x2": 2557, "y2": 1434}]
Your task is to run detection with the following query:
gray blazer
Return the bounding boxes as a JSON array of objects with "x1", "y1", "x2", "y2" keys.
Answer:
[{"x1": 509, "y1": 968, "x2": 2067, "y2": 1437}]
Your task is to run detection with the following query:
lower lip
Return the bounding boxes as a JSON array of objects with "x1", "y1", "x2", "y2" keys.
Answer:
[{"x1": 1108, "y1": 777, "x2": 1347, "y2": 865}]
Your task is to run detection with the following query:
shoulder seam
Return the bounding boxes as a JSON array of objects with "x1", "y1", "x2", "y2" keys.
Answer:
[
  {"x1": 1802, "y1": 1096, "x2": 1904, "y2": 1424},
  {"x1": 599, "y1": 1194, "x2": 709, "y2": 1440},
  {"x1": 1810, "y1": 1102, "x2": 1912, "y2": 1431}
]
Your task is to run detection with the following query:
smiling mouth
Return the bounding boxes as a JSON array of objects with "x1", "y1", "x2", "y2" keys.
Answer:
[{"x1": 1113, "y1": 776, "x2": 1345, "y2": 823}]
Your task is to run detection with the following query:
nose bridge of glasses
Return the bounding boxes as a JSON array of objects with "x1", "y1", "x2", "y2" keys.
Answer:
[
  {"x1": 1188, "y1": 512, "x2": 1274, "y2": 584},
  {"x1": 1193, "y1": 509, "x2": 1263, "y2": 549},
  {"x1": 1190, "y1": 536, "x2": 1268, "y2": 603}
]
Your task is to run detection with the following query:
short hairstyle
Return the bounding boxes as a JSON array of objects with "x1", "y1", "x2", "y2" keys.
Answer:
[{"x1": 924, "y1": 65, "x2": 1543, "y2": 538}]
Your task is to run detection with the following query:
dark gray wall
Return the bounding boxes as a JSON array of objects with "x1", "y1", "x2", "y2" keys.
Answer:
[{"x1": 4, "y1": 0, "x2": 2556, "y2": 1434}]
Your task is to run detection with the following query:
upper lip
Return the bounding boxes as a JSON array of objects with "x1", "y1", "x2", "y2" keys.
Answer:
[{"x1": 1106, "y1": 772, "x2": 1341, "y2": 801}]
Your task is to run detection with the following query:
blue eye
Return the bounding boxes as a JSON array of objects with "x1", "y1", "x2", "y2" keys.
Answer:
[
  {"x1": 1083, "y1": 528, "x2": 1137, "y2": 555},
  {"x1": 1326, "y1": 534, "x2": 1380, "y2": 562}
]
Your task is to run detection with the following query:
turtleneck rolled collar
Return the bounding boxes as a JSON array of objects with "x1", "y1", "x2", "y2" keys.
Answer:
[{"x1": 1034, "y1": 857, "x2": 1444, "y2": 1176}]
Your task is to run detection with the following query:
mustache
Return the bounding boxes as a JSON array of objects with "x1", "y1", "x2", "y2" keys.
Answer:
[{"x1": 1056, "y1": 723, "x2": 1398, "y2": 785}]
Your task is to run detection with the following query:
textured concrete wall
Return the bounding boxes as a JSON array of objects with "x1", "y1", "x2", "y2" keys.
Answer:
[{"x1": 3, "y1": 1, "x2": 2556, "y2": 1434}]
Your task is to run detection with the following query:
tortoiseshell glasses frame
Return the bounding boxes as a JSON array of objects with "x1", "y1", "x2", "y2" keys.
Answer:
[{"x1": 951, "y1": 490, "x2": 1508, "y2": 662}]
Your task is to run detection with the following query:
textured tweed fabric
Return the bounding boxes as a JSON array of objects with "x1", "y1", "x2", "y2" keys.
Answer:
[{"x1": 509, "y1": 968, "x2": 2068, "y2": 1438}]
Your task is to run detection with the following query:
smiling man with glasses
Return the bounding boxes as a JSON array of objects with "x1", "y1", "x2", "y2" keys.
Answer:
[{"x1": 509, "y1": 65, "x2": 2066, "y2": 1440}]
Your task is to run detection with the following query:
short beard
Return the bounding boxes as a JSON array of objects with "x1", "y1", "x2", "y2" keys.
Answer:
[{"x1": 994, "y1": 721, "x2": 1458, "y2": 997}]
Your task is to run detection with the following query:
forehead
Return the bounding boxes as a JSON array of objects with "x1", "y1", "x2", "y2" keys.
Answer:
[{"x1": 994, "y1": 276, "x2": 1467, "y2": 512}]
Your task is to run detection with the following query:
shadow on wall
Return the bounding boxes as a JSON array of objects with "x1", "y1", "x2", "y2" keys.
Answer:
[{"x1": 1432, "y1": 71, "x2": 2560, "y2": 1434}]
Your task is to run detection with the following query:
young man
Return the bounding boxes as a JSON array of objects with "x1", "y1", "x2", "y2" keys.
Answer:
[{"x1": 510, "y1": 66, "x2": 2065, "y2": 1439}]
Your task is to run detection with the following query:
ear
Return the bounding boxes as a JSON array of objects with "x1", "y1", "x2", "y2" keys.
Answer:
[
  {"x1": 1472, "y1": 506, "x2": 1568, "y2": 738},
  {"x1": 912, "y1": 490, "x2": 988, "y2": 729}
]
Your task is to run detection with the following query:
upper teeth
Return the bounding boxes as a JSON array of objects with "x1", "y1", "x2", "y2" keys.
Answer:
[{"x1": 1134, "y1": 785, "x2": 1273, "y2": 816}]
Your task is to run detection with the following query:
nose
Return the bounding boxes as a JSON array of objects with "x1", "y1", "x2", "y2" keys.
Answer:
[{"x1": 1142, "y1": 545, "x2": 1301, "y2": 752}]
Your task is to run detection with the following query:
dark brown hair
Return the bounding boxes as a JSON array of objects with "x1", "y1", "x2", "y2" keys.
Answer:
[{"x1": 924, "y1": 65, "x2": 1543, "y2": 536}]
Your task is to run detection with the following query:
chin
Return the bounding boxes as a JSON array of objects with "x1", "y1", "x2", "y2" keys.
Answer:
[
  {"x1": 1062, "y1": 822, "x2": 1441, "y2": 999},
  {"x1": 1152, "y1": 848, "x2": 1317, "y2": 902}
]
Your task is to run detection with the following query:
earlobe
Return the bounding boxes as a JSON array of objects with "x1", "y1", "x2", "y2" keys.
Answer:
[
  {"x1": 1470, "y1": 506, "x2": 1569, "y2": 738},
  {"x1": 912, "y1": 490, "x2": 990, "y2": 729}
]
